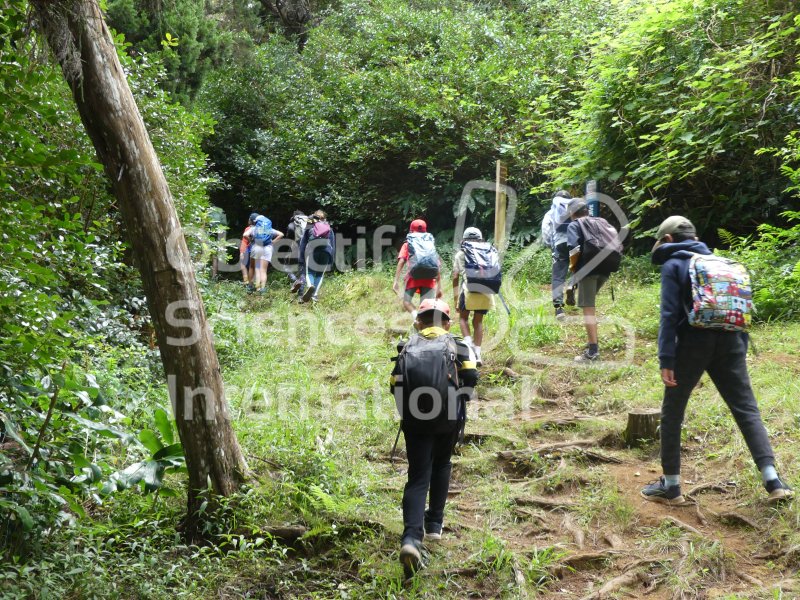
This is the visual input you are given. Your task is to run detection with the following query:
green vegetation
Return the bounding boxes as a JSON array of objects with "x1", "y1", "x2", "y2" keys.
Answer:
[{"x1": 4, "y1": 0, "x2": 800, "y2": 597}]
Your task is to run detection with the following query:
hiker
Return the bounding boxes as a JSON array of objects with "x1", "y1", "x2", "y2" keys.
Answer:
[
  {"x1": 393, "y1": 219, "x2": 441, "y2": 317},
  {"x1": 250, "y1": 214, "x2": 284, "y2": 294},
  {"x1": 297, "y1": 210, "x2": 335, "y2": 303},
  {"x1": 239, "y1": 213, "x2": 258, "y2": 290},
  {"x1": 641, "y1": 216, "x2": 793, "y2": 505},
  {"x1": 390, "y1": 299, "x2": 478, "y2": 578},
  {"x1": 566, "y1": 198, "x2": 622, "y2": 362},
  {"x1": 541, "y1": 190, "x2": 575, "y2": 320},
  {"x1": 451, "y1": 227, "x2": 500, "y2": 366},
  {"x1": 286, "y1": 210, "x2": 309, "y2": 293}
]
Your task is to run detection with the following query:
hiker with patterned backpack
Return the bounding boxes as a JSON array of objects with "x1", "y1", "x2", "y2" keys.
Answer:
[
  {"x1": 641, "y1": 216, "x2": 793, "y2": 506},
  {"x1": 389, "y1": 299, "x2": 478, "y2": 579},
  {"x1": 287, "y1": 210, "x2": 310, "y2": 293},
  {"x1": 451, "y1": 227, "x2": 500, "y2": 366},
  {"x1": 249, "y1": 213, "x2": 284, "y2": 294},
  {"x1": 566, "y1": 198, "x2": 623, "y2": 362},
  {"x1": 541, "y1": 190, "x2": 575, "y2": 320},
  {"x1": 393, "y1": 219, "x2": 442, "y2": 317},
  {"x1": 297, "y1": 210, "x2": 335, "y2": 304}
]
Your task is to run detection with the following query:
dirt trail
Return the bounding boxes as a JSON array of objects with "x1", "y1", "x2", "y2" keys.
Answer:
[{"x1": 427, "y1": 359, "x2": 798, "y2": 599}]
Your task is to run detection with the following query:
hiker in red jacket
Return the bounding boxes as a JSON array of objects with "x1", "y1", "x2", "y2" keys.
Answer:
[{"x1": 393, "y1": 219, "x2": 442, "y2": 317}]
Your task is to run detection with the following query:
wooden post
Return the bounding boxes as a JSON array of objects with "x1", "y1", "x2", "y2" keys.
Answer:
[
  {"x1": 624, "y1": 409, "x2": 661, "y2": 447},
  {"x1": 495, "y1": 160, "x2": 508, "y2": 251}
]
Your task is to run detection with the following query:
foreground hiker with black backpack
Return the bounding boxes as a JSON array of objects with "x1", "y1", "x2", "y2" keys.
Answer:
[
  {"x1": 566, "y1": 198, "x2": 623, "y2": 361},
  {"x1": 390, "y1": 299, "x2": 478, "y2": 579},
  {"x1": 393, "y1": 220, "x2": 442, "y2": 318},
  {"x1": 451, "y1": 227, "x2": 501, "y2": 366},
  {"x1": 641, "y1": 216, "x2": 793, "y2": 506}
]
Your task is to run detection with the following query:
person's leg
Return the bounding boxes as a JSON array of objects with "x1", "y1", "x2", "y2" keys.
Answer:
[
  {"x1": 706, "y1": 332, "x2": 775, "y2": 471},
  {"x1": 424, "y1": 433, "x2": 455, "y2": 534},
  {"x1": 402, "y1": 288, "x2": 416, "y2": 313},
  {"x1": 459, "y1": 309, "x2": 470, "y2": 339},
  {"x1": 551, "y1": 242, "x2": 569, "y2": 308},
  {"x1": 660, "y1": 329, "x2": 713, "y2": 476},
  {"x1": 402, "y1": 431, "x2": 434, "y2": 544},
  {"x1": 472, "y1": 312, "x2": 484, "y2": 347},
  {"x1": 310, "y1": 270, "x2": 325, "y2": 300},
  {"x1": 576, "y1": 276, "x2": 606, "y2": 357}
]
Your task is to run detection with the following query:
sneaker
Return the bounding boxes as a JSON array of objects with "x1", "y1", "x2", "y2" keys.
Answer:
[
  {"x1": 574, "y1": 348, "x2": 599, "y2": 362},
  {"x1": 399, "y1": 540, "x2": 423, "y2": 579},
  {"x1": 301, "y1": 284, "x2": 316, "y2": 303},
  {"x1": 424, "y1": 523, "x2": 443, "y2": 542},
  {"x1": 765, "y1": 477, "x2": 794, "y2": 504},
  {"x1": 565, "y1": 286, "x2": 576, "y2": 306},
  {"x1": 555, "y1": 307, "x2": 566, "y2": 321},
  {"x1": 641, "y1": 476, "x2": 685, "y2": 505},
  {"x1": 290, "y1": 280, "x2": 302, "y2": 294},
  {"x1": 474, "y1": 347, "x2": 483, "y2": 367}
]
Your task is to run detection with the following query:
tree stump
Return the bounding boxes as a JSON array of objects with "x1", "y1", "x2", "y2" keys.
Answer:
[{"x1": 624, "y1": 409, "x2": 661, "y2": 447}]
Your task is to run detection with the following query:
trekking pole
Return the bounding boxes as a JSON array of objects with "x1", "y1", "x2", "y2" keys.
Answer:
[
  {"x1": 390, "y1": 422, "x2": 403, "y2": 461},
  {"x1": 497, "y1": 290, "x2": 511, "y2": 315}
]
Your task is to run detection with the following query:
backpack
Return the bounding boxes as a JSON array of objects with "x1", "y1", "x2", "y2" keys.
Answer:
[
  {"x1": 461, "y1": 241, "x2": 502, "y2": 294},
  {"x1": 393, "y1": 334, "x2": 463, "y2": 432},
  {"x1": 576, "y1": 216, "x2": 622, "y2": 275},
  {"x1": 308, "y1": 220, "x2": 333, "y2": 267},
  {"x1": 251, "y1": 216, "x2": 273, "y2": 245},
  {"x1": 292, "y1": 214, "x2": 309, "y2": 242},
  {"x1": 406, "y1": 232, "x2": 440, "y2": 279},
  {"x1": 552, "y1": 197, "x2": 572, "y2": 234},
  {"x1": 687, "y1": 253, "x2": 752, "y2": 332}
]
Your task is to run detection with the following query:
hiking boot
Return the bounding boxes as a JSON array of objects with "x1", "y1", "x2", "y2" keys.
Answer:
[
  {"x1": 641, "y1": 476, "x2": 685, "y2": 505},
  {"x1": 765, "y1": 477, "x2": 794, "y2": 505},
  {"x1": 302, "y1": 284, "x2": 316, "y2": 303},
  {"x1": 399, "y1": 540, "x2": 423, "y2": 579},
  {"x1": 290, "y1": 280, "x2": 302, "y2": 294},
  {"x1": 555, "y1": 307, "x2": 566, "y2": 321},
  {"x1": 565, "y1": 286, "x2": 576, "y2": 306},
  {"x1": 424, "y1": 523, "x2": 443, "y2": 542},
  {"x1": 574, "y1": 348, "x2": 599, "y2": 362}
]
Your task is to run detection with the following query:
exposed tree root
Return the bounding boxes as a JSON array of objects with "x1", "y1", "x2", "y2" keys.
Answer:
[
  {"x1": 514, "y1": 495, "x2": 577, "y2": 511},
  {"x1": 603, "y1": 533, "x2": 624, "y2": 549},
  {"x1": 662, "y1": 516, "x2": 702, "y2": 536},
  {"x1": 717, "y1": 511, "x2": 760, "y2": 530},
  {"x1": 579, "y1": 570, "x2": 643, "y2": 600},
  {"x1": 685, "y1": 481, "x2": 734, "y2": 497},
  {"x1": 265, "y1": 525, "x2": 308, "y2": 543},
  {"x1": 562, "y1": 514, "x2": 585, "y2": 549},
  {"x1": 736, "y1": 571, "x2": 764, "y2": 586}
]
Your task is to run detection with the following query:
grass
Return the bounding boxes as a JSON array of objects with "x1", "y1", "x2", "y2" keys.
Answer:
[{"x1": 7, "y1": 264, "x2": 800, "y2": 599}]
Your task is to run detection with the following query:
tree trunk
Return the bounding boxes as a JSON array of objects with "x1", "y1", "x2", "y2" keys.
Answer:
[
  {"x1": 31, "y1": 0, "x2": 248, "y2": 533},
  {"x1": 260, "y1": 0, "x2": 311, "y2": 52},
  {"x1": 624, "y1": 409, "x2": 661, "y2": 447}
]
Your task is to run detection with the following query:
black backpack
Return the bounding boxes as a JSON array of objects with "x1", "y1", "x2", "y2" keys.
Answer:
[
  {"x1": 462, "y1": 241, "x2": 502, "y2": 294},
  {"x1": 393, "y1": 334, "x2": 463, "y2": 433},
  {"x1": 576, "y1": 217, "x2": 622, "y2": 275}
]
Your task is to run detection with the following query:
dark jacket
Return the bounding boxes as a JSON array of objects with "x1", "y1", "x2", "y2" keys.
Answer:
[
  {"x1": 390, "y1": 327, "x2": 478, "y2": 435},
  {"x1": 652, "y1": 240, "x2": 715, "y2": 370}
]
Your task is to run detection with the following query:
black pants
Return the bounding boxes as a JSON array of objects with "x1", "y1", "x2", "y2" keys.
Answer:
[
  {"x1": 661, "y1": 328, "x2": 775, "y2": 474},
  {"x1": 402, "y1": 430, "x2": 455, "y2": 544}
]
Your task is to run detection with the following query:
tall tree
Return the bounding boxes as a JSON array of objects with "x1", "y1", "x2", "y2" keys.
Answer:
[
  {"x1": 259, "y1": 0, "x2": 311, "y2": 51},
  {"x1": 30, "y1": 0, "x2": 248, "y2": 535}
]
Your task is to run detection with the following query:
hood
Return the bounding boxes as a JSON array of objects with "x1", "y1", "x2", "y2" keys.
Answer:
[{"x1": 651, "y1": 240, "x2": 711, "y2": 265}]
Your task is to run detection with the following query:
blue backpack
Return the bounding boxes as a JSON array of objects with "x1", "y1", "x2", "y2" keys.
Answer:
[
  {"x1": 462, "y1": 241, "x2": 502, "y2": 294},
  {"x1": 407, "y1": 232, "x2": 440, "y2": 279},
  {"x1": 251, "y1": 216, "x2": 273, "y2": 245}
]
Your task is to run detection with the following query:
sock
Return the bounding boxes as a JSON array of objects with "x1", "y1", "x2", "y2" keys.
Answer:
[
  {"x1": 588, "y1": 343, "x2": 599, "y2": 354},
  {"x1": 761, "y1": 465, "x2": 778, "y2": 483},
  {"x1": 464, "y1": 336, "x2": 472, "y2": 346},
  {"x1": 664, "y1": 474, "x2": 680, "y2": 487}
]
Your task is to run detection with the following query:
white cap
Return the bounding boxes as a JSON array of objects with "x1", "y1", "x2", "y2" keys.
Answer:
[{"x1": 463, "y1": 227, "x2": 483, "y2": 241}]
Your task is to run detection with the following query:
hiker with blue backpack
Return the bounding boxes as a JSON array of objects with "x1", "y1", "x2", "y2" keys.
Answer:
[
  {"x1": 297, "y1": 210, "x2": 335, "y2": 304},
  {"x1": 451, "y1": 227, "x2": 501, "y2": 366},
  {"x1": 249, "y1": 214, "x2": 284, "y2": 294},
  {"x1": 641, "y1": 216, "x2": 793, "y2": 506},
  {"x1": 541, "y1": 190, "x2": 575, "y2": 320},
  {"x1": 389, "y1": 298, "x2": 478, "y2": 579},
  {"x1": 566, "y1": 198, "x2": 623, "y2": 362},
  {"x1": 393, "y1": 219, "x2": 442, "y2": 318}
]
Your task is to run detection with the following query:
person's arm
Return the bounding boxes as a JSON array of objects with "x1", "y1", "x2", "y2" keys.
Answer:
[
  {"x1": 393, "y1": 259, "x2": 405, "y2": 295},
  {"x1": 658, "y1": 261, "x2": 684, "y2": 386},
  {"x1": 271, "y1": 229, "x2": 284, "y2": 242},
  {"x1": 541, "y1": 210, "x2": 553, "y2": 247},
  {"x1": 567, "y1": 221, "x2": 581, "y2": 271},
  {"x1": 455, "y1": 339, "x2": 478, "y2": 392}
]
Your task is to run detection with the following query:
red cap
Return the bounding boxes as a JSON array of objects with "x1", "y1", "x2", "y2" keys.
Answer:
[
  {"x1": 409, "y1": 219, "x2": 427, "y2": 233},
  {"x1": 417, "y1": 299, "x2": 450, "y2": 320}
]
